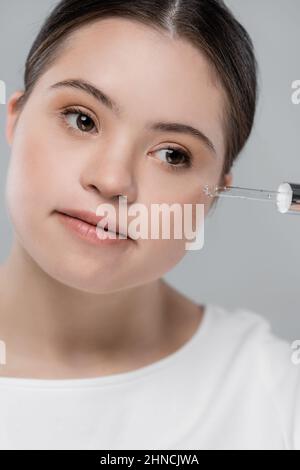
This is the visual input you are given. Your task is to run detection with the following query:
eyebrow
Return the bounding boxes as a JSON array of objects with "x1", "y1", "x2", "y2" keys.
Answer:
[{"x1": 49, "y1": 78, "x2": 218, "y2": 157}]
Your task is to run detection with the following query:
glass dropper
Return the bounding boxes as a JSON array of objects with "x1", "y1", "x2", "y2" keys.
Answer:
[
  {"x1": 202, "y1": 183, "x2": 300, "y2": 214},
  {"x1": 203, "y1": 185, "x2": 280, "y2": 202}
]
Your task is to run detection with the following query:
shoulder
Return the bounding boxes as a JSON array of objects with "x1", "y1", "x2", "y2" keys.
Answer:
[
  {"x1": 207, "y1": 303, "x2": 300, "y2": 449},
  {"x1": 206, "y1": 303, "x2": 298, "y2": 384},
  {"x1": 206, "y1": 303, "x2": 292, "y2": 351}
]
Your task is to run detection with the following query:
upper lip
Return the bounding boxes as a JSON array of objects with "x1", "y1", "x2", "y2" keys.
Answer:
[{"x1": 57, "y1": 208, "x2": 130, "y2": 238}]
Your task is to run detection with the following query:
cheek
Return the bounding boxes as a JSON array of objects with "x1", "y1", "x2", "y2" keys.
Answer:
[
  {"x1": 130, "y1": 195, "x2": 205, "y2": 280},
  {"x1": 4, "y1": 120, "x2": 69, "y2": 242},
  {"x1": 177, "y1": 166, "x2": 223, "y2": 218},
  {"x1": 5, "y1": 112, "x2": 78, "y2": 221},
  {"x1": 6, "y1": 134, "x2": 45, "y2": 218},
  {"x1": 148, "y1": 183, "x2": 211, "y2": 238}
]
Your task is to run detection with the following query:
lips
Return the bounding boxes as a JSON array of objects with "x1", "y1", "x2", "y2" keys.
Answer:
[{"x1": 56, "y1": 208, "x2": 129, "y2": 238}]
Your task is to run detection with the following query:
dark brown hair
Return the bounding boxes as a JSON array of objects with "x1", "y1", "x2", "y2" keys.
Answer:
[{"x1": 16, "y1": 0, "x2": 259, "y2": 185}]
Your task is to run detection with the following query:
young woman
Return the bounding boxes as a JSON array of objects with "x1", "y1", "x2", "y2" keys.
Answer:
[{"x1": 0, "y1": 0, "x2": 298, "y2": 450}]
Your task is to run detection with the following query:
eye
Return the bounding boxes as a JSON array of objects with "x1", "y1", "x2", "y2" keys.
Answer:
[
  {"x1": 153, "y1": 146, "x2": 193, "y2": 172},
  {"x1": 59, "y1": 106, "x2": 98, "y2": 135}
]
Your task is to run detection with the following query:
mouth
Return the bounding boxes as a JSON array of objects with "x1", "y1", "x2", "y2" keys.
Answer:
[{"x1": 55, "y1": 208, "x2": 130, "y2": 239}]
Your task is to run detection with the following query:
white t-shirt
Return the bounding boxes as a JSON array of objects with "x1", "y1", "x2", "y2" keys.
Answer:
[{"x1": 0, "y1": 303, "x2": 299, "y2": 450}]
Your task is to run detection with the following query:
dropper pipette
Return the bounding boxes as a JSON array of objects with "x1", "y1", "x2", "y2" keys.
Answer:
[{"x1": 203, "y1": 182, "x2": 300, "y2": 214}]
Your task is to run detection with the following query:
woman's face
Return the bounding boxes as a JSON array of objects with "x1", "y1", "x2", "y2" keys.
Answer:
[{"x1": 5, "y1": 18, "x2": 232, "y2": 293}]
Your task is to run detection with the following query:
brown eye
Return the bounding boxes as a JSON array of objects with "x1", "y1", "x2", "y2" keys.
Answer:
[
  {"x1": 60, "y1": 107, "x2": 98, "y2": 134},
  {"x1": 154, "y1": 146, "x2": 192, "y2": 172},
  {"x1": 75, "y1": 113, "x2": 95, "y2": 132}
]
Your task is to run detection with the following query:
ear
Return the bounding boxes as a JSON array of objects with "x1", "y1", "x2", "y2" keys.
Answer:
[
  {"x1": 222, "y1": 172, "x2": 233, "y2": 188},
  {"x1": 6, "y1": 90, "x2": 25, "y2": 146}
]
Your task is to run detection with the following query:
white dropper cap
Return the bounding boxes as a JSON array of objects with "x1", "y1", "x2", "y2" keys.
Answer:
[
  {"x1": 203, "y1": 182, "x2": 300, "y2": 215},
  {"x1": 276, "y1": 183, "x2": 293, "y2": 214}
]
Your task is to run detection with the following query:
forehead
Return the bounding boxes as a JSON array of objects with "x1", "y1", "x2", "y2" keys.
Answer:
[{"x1": 39, "y1": 17, "x2": 226, "y2": 158}]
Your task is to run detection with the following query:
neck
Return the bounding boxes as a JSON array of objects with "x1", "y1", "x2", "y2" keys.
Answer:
[{"x1": 0, "y1": 238, "x2": 169, "y2": 374}]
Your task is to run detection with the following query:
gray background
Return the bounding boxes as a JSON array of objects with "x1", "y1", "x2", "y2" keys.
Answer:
[{"x1": 0, "y1": 1, "x2": 299, "y2": 341}]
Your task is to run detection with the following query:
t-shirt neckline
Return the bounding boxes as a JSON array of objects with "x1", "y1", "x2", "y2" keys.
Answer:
[{"x1": 0, "y1": 303, "x2": 214, "y2": 389}]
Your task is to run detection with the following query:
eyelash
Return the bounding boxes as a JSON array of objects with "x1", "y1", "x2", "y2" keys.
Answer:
[
  {"x1": 152, "y1": 147, "x2": 192, "y2": 173},
  {"x1": 59, "y1": 107, "x2": 193, "y2": 172},
  {"x1": 59, "y1": 106, "x2": 98, "y2": 135}
]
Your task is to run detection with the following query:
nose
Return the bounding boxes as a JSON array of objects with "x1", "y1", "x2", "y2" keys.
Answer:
[{"x1": 80, "y1": 148, "x2": 137, "y2": 202}]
